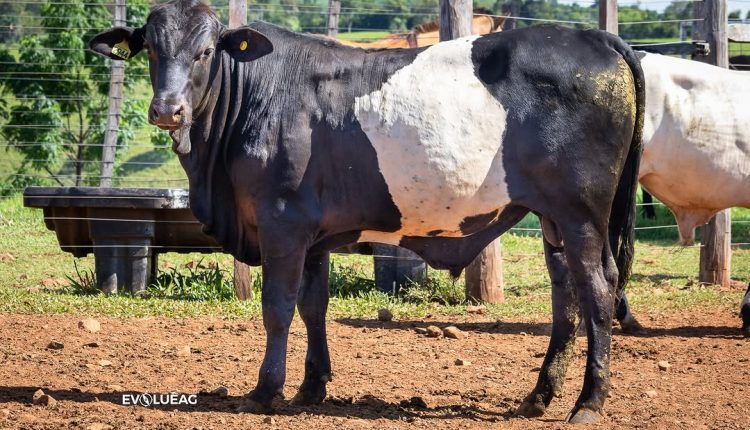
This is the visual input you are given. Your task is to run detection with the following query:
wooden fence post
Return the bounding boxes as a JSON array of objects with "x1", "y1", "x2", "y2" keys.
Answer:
[
  {"x1": 598, "y1": 0, "x2": 618, "y2": 35},
  {"x1": 694, "y1": 0, "x2": 732, "y2": 287},
  {"x1": 229, "y1": 0, "x2": 254, "y2": 300},
  {"x1": 438, "y1": 0, "x2": 504, "y2": 304},
  {"x1": 99, "y1": 0, "x2": 125, "y2": 188},
  {"x1": 327, "y1": 0, "x2": 341, "y2": 37}
]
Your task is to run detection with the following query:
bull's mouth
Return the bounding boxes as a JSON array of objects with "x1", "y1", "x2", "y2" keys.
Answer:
[{"x1": 166, "y1": 125, "x2": 192, "y2": 156}]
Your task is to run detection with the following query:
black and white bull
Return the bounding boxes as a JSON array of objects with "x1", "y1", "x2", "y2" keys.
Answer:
[{"x1": 90, "y1": 0, "x2": 644, "y2": 423}]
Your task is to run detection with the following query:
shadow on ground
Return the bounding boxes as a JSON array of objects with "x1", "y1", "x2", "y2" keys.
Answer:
[
  {"x1": 0, "y1": 386, "x2": 510, "y2": 422},
  {"x1": 335, "y1": 318, "x2": 746, "y2": 340}
]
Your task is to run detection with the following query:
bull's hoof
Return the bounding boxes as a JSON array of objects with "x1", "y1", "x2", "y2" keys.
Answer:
[
  {"x1": 619, "y1": 315, "x2": 646, "y2": 336},
  {"x1": 290, "y1": 386, "x2": 327, "y2": 406},
  {"x1": 237, "y1": 398, "x2": 274, "y2": 414},
  {"x1": 566, "y1": 407, "x2": 602, "y2": 424},
  {"x1": 514, "y1": 393, "x2": 546, "y2": 418}
]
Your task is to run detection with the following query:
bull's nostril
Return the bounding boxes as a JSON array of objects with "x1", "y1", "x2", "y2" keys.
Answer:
[{"x1": 148, "y1": 106, "x2": 159, "y2": 124}]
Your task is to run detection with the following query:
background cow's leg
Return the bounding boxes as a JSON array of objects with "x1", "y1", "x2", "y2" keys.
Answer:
[
  {"x1": 741, "y1": 283, "x2": 750, "y2": 338},
  {"x1": 615, "y1": 292, "x2": 645, "y2": 335},
  {"x1": 291, "y1": 251, "x2": 332, "y2": 405},
  {"x1": 515, "y1": 238, "x2": 579, "y2": 418},
  {"x1": 243, "y1": 248, "x2": 307, "y2": 413},
  {"x1": 641, "y1": 189, "x2": 656, "y2": 219},
  {"x1": 561, "y1": 223, "x2": 613, "y2": 424}
]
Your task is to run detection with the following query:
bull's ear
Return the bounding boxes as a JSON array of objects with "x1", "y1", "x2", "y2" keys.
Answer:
[
  {"x1": 219, "y1": 27, "x2": 273, "y2": 62},
  {"x1": 89, "y1": 27, "x2": 145, "y2": 60}
]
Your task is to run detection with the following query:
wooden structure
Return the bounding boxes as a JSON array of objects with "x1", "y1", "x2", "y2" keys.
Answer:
[
  {"x1": 228, "y1": 0, "x2": 254, "y2": 300},
  {"x1": 99, "y1": 0, "x2": 125, "y2": 188},
  {"x1": 327, "y1": 0, "x2": 341, "y2": 38},
  {"x1": 439, "y1": 0, "x2": 505, "y2": 304},
  {"x1": 694, "y1": 0, "x2": 732, "y2": 288}
]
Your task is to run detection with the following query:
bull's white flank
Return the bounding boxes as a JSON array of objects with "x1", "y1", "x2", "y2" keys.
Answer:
[
  {"x1": 638, "y1": 53, "x2": 750, "y2": 244},
  {"x1": 354, "y1": 36, "x2": 509, "y2": 243}
]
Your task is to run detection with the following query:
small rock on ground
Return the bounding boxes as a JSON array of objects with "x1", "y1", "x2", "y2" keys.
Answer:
[
  {"x1": 442, "y1": 326, "x2": 466, "y2": 339},
  {"x1": 657, "y1": 360, "x2": 671, "y2": 371},
  {"x1": 78, "y1": 318, "x2": 101, "y2": 333},
  {"x1": 644, "y1": 390, "x2": 658, "y2": 398},
  {"x1": 377, "y1": 308, "x2": 393, "y2": 322},
  {"x1": 425, "y1": 326, "x2": 442, "y2": 338},
  {"x1": 98, "y1": 360, "x2": 113, "y2": 367},
  {"x1": 32, "y1": 390, "x2": 56, "y2": 407},
  {"x1": 263, "y1": 416, "x2": 275, "y2": 425},
  {"x1": 455, "y1": 358, "x2": 471, "y2": 366},
  {"x1": 175, "y1": 346, "x2": 192, "y2": 357},
  {"x1": 466, "y1": 305, "x2": 487, "y2": 314},
  {"x1": 87, "y1": 423, "x2": 113, "y2": 430},
  {"x1": 47, "y1": 341, "x2": 64, "y2": 350},
  {"x1": 210, "y1": 386, "x2": 229, "y2": 397},
  {"x1": 414, "y1": 327, "x2": 428, "y2": 335}
]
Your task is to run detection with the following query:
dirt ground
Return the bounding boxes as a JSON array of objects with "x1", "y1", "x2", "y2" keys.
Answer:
[{"x1": 0, "y1": 308, "x2": 748, "y2": 430}]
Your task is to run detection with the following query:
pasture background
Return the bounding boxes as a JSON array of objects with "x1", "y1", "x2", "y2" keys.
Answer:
[{"x1": 0, "y1": 0, "x2": 748, "y2": 319}]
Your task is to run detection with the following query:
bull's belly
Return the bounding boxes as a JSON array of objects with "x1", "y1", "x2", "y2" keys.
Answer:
[{"x1": 353, "y1": 36, "x2": 511, "y2": 243}]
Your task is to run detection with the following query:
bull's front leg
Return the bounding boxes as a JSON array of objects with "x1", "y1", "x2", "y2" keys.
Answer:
[
  {"x1": 291, "y1": 251, "x2": 332, "y2": 405},
  {"x1": 242, "y1": 246, "x2": 307, "y2": 413}
]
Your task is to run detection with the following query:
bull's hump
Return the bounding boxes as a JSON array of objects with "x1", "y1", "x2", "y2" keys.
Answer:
[{"x1": 353, "y1": 36, "x2": 511, "y2": 238}]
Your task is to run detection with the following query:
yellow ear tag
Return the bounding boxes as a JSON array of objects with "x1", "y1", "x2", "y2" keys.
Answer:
[
  {"x1": 111, "y1": 40, "x2": 131, "y2": 60},
  {"x1": 239, "y1": 40, "x2": 248, "y2": 51}
]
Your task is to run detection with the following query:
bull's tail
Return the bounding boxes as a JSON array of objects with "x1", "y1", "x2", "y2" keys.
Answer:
[{"x1": 608, "y1": 36, "x2": 645, "y2": 298}]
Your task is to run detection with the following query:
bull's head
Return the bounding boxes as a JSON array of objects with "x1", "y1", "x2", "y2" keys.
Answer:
[{"x1": 88, "y1": 0, "x2": 273, "y2": 155}]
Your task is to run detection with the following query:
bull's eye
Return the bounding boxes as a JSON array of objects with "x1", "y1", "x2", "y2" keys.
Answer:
[{"x1": 203, "y1": 48, "x2": 214, "y2": 56}]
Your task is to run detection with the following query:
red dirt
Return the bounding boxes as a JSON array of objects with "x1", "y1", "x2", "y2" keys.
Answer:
[{"x1": 0, "y1": 309, "x2": 748, "y2": 429}]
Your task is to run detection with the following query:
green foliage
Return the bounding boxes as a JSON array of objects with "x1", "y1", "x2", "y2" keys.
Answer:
[
  {"x1": 401, "y1": 274, "x2": 465, "y2": 305},
  {"x1": 0, "y1": 0, "x2": 155, "y2": 188},
  {"x1": 329, "y1": 258, "x2": 375, "y2": 297},
  {"x1": 148, "y1": 262, "x2": 237, "y2": 301},
  {"x1": 729, "y1": 10, "x2": 741, "y2": 20},
  {"x1": 63, "y1": 261, "x2": 100, "y2": 296}
]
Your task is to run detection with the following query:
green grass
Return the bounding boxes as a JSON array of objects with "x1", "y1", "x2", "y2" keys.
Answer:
[
  {"x1": 335, "y1": 31, "x2": 392, "y2": 42},
  {"x1": 0, "y1": 192, "x2": 748, "y2": 321}
]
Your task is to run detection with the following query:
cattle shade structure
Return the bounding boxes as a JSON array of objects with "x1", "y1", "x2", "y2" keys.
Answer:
[
  {"x1": 88, "y1": 0, "x2": 645, "y2": 423},
  {"x1": 336, "y1": 9, "x2": 507, "y2": 49},
  {"x1": 615, "y1": 52, "x2": 750, "y2": 337}
]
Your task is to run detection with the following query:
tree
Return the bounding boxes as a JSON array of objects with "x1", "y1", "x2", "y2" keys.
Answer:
[
  {"x1": 0, "y1": 0, "x2": 155, "y2": 190},
  {"x1": 728, "y1": 10, "x2": 741, "y2": 20}
]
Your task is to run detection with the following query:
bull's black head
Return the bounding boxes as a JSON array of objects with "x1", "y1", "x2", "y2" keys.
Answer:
[{"x1": 88, "y1": 0, "x2": 273, "y2": 155}]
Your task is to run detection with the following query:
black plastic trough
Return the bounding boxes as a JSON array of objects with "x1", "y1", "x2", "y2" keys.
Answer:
[{"x1": 23, "y1": 187, "x2": 220, "y2": 294}]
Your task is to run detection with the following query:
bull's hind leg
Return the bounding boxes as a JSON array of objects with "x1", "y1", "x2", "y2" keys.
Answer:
[
  {"x1": 615, "y1": 293, "x2": 645, "y2": 334},
  {"x1": 242, "y1": 248, "x2": 307, "y2": 413},
  {"x1": 291, "y1": 252, "x2": 332, "y2": 405},
  {"x1": 562, "y1": 222, "x2": 615, "y2": 424},
  {"x1": 515, "y1": 238, "x2": 580, "y2": 418}
]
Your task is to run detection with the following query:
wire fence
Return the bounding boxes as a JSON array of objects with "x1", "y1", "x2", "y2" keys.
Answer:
[{"x1": 0, "y1": 0, "x2": 748, "y2": 270}]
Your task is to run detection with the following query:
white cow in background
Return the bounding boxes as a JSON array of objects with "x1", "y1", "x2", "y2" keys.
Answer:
[
  {"x1": 638, "y1": 52, "x2": 750, "y2": 245},
  {"x1": 623, "y1": 52, "x2": 750, "y2": 337}
]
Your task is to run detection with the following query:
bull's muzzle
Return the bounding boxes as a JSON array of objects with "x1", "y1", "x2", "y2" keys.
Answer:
[
  {"x1": 148, "y1": 98, "x2": 185, "y2": 130},
  {"x1": 148, "y1": 98, "x2": 192, "y2": 155}
]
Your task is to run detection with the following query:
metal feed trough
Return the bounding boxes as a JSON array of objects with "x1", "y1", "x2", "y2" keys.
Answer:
[
  {"x1": 23, "y1": 187, "x2": 423, "y2": 296},
  {"x1": 23, "y1": 187, "x2": 220, "y2": 294}
]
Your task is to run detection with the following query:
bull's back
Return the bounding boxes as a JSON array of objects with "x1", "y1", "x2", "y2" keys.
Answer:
[{"x1": 351, "y1": 27, "x2": 638, "y2": 242}]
